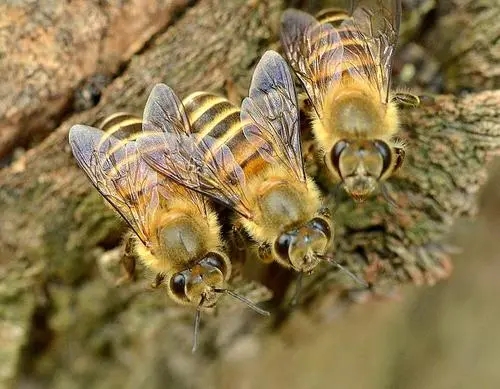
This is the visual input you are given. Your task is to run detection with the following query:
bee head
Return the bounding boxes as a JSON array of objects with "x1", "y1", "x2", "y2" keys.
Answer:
[
  {"x1": 168, "y1": 252, "x2": 230, "y2": 308},
  {"x1": 274, "y1": 217, "x2": 332, "y2": 273},
  {"x1": 328, "y1": 139, "x2": 404, "y2": 202}
]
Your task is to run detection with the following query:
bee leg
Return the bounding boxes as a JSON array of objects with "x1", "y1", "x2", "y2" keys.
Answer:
[
  {"x1": 324, "y1": 182, "x2": 344, "y2": 214},
  {"x1": 318, "y1": 206, "x2": 331, "y2": 220},
  {"x1": 258, "y1": 243, "x2": 274, "y2": 264},
  {"x1": 151, "y1": 273, "x2": 166, "y2": 289},
  {"x1": 115, "y1": 233, "x2": 136, "y2": 286},
  {"x1": 380, "y1": 182, "x2": 399, "y2": 210},
  {"x1": 230, "y1": 223, "x2": 248, "y2": 254},
  {"x1": 302, "y1": 139, "x2": 319, "y2": 178}
]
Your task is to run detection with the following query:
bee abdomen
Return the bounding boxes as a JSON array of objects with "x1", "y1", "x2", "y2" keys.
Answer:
[
  {"x1": 182, "y1": 91, "x2": 266, "y2": 177},
  {"x1": 337, "y1": 28, "x2": 378, "y2": 78},
  {"x1": 315, "y1": 8, "x2": 350, "y2": 26},
  {"x1": 99, "y1": 112, "x2": 143, "y2": 139},
  {"x1": 304, "y1": 21, "x2": 377, "y2": 86},
  {"x1": 313, "y1": 10, "x2": 378, "y2": 83},
  {"x1": 183, "y1": 92, "x2": 240, "y2": 139}
]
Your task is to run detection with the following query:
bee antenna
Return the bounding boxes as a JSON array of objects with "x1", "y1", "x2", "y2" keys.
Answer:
[
  {"x1": 290, "y1": 272, "x2": 304, "y2": 307},
  {"x1": 191, "y1": 295, "x2": 205, "y2": 353},
  {"x1": 332, "y1": 182, "x2": 345, "y2": 209},
  {"x1": 213, "y1": 288, "x2": 270, "y2": 316},
  {"x1": 318, "y1": 254, "x2": 369, "y2": 288},
  {"x1": 380, "y1": 182, "x2": 399, "y2": 209}
]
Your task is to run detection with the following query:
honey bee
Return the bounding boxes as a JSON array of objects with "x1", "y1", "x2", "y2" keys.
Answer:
[
  {"x1": 280, "y1": 0, "x2": 419, "y2": 202},
  {"x1": 69, "y1": 114, "x2": 268, "y2": 352},
  {"x1": 137, "y1": 51, "x2": 337, "y2": 279},
  {"x1": 138, "y1": 51, "x2": 366, "y2": 296}
]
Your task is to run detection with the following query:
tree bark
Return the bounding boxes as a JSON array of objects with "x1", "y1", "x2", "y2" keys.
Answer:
[
  {"x1": 424, "y1": 0, "x2": 500, "y2": 92},
  {"x1": 0, "y1": 0, "x2": 499, "y2": 388},
  {"x1": 0, "y1": 0, "x2": 191, "y2": 161}
]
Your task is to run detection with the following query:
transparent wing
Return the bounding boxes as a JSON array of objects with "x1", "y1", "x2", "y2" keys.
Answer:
[
  {"x1": 69, "y1": 125, "x2": 163, "y2": 246},
  {"x1": 138, "y1": 125, "x2": 253, "y2": 219},
  {"x1": 241, "y1": 51, "x2": 306, "y2": 183},
  {"x1": 280, "y1": 9, "x2": 344, "y2": 118},
  {"x1": 143, "y1": 83, "x2": 191, "y2": 136},
  {"x1": 140, "y1": 84, "x2": 214, "y2": 215},
  {"x1": 340, "y1": 0, "x2": 401, "y2": 103}
]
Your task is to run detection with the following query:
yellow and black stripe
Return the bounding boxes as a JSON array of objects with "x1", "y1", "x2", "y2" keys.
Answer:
[
  {"x1": 314, "y1": 8, "x2": 378, "y2": 83},
  {"x1": 99, "y1": 112, "x2": 143, "y2": 139},
  {"x1": 99, "y1": 92, "x2": 269, "y2": 182},
  {"x1": 183, "y1": 91, "x2": 267, "y2": 179},
  {"x1": 315, "y1": 8, "x2": 350, "y2": 27}
]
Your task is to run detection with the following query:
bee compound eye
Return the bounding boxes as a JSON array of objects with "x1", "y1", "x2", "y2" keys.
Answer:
[
  {"x1": 170, "y1": 273, "x2": 186, "y2": 297},
  {"x1": 330, "y1": 140, "x2": 349, "y2": 177},
  {"x1": 373, "y1": 140, "x2": 392, "y2": 177},
  {"x1": 202, "y1": 252, "x2": 226, "y2": 272},
  {"x1": 274, "y1": 233, "x2": 293, "y2": 261},
  {"x1": 310, "y1": 217, "x2": 332, "y2": 241}
]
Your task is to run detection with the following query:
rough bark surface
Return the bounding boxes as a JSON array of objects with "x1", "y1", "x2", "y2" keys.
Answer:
[
  {"x1": 0, "y1": 0, "x2": 191, "y2": 161},
  {"x1": 424, "y1": 0, "x2": 500, "y2": 92},
  {"x1": 0, "y1": 0, "x2": 499, "y2": 388}
]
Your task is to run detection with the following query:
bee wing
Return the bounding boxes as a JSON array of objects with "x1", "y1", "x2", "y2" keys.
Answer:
[
  {"x1": 341, "y1": 0, "x2": 401, "y2": 103},
  {"x1": 280, "y1": 9, "x2": 344, "y2": 119},
  {"x1": 143, "y1": 83, "x2": 191, "y2": 136},
  {"x1": 138, "y1": 129, "x2": 253, "y2": 219},
  {"x1": 139, "y1": 84, "x2": 216, "y2": 216},
  {"x1": 99, "y1": 108, "x2": 211, "y2": 218},
  {"x1": 69, "y1": 125, "x2": 166, "y2": 246},
  {"x1": 241, "y1": 51, "x2": 306, "y2": 183},
  {"x1": 136, "y1": 85, "x2": 253, "y2": 219},
  {"x1": 139, "y1": 83, "x2": 252, "y2": 218}
]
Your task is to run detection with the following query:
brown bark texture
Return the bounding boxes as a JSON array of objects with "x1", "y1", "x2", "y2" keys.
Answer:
[
  {"x1": 425, "y1": 0, "x2": 500, "y2": 92},
  {"x1": 0, "y1": 0, "x2": 499, "y2": 388},
  {"x1": 0, "y1": 0, "x2": 191, "y2": 161}
]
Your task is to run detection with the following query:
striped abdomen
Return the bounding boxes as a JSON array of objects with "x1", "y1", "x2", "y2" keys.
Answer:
[
  {"x1": 97, "y1": 112, "x2": 162, "y2": 210},
  {"x1": 99, "y1": 112, "x2": 143, "y2": 139},
  {"x1": 182, "y1": 91, "x2": 267, "y2": 178},
  {"x1": 314, "y1": 8, "x2": 379, "y2": 84}
]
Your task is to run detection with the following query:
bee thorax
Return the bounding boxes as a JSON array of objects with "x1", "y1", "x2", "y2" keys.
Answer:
[
  {"x1": 257, "y1": 182, "x2": 307, "y2": 232},
  {"x1": 330, "y1": 92, "x2": 381, "y2": 137},
  {"x1": 157, "y1": 215, "x2": 205, "y2": 261}
]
